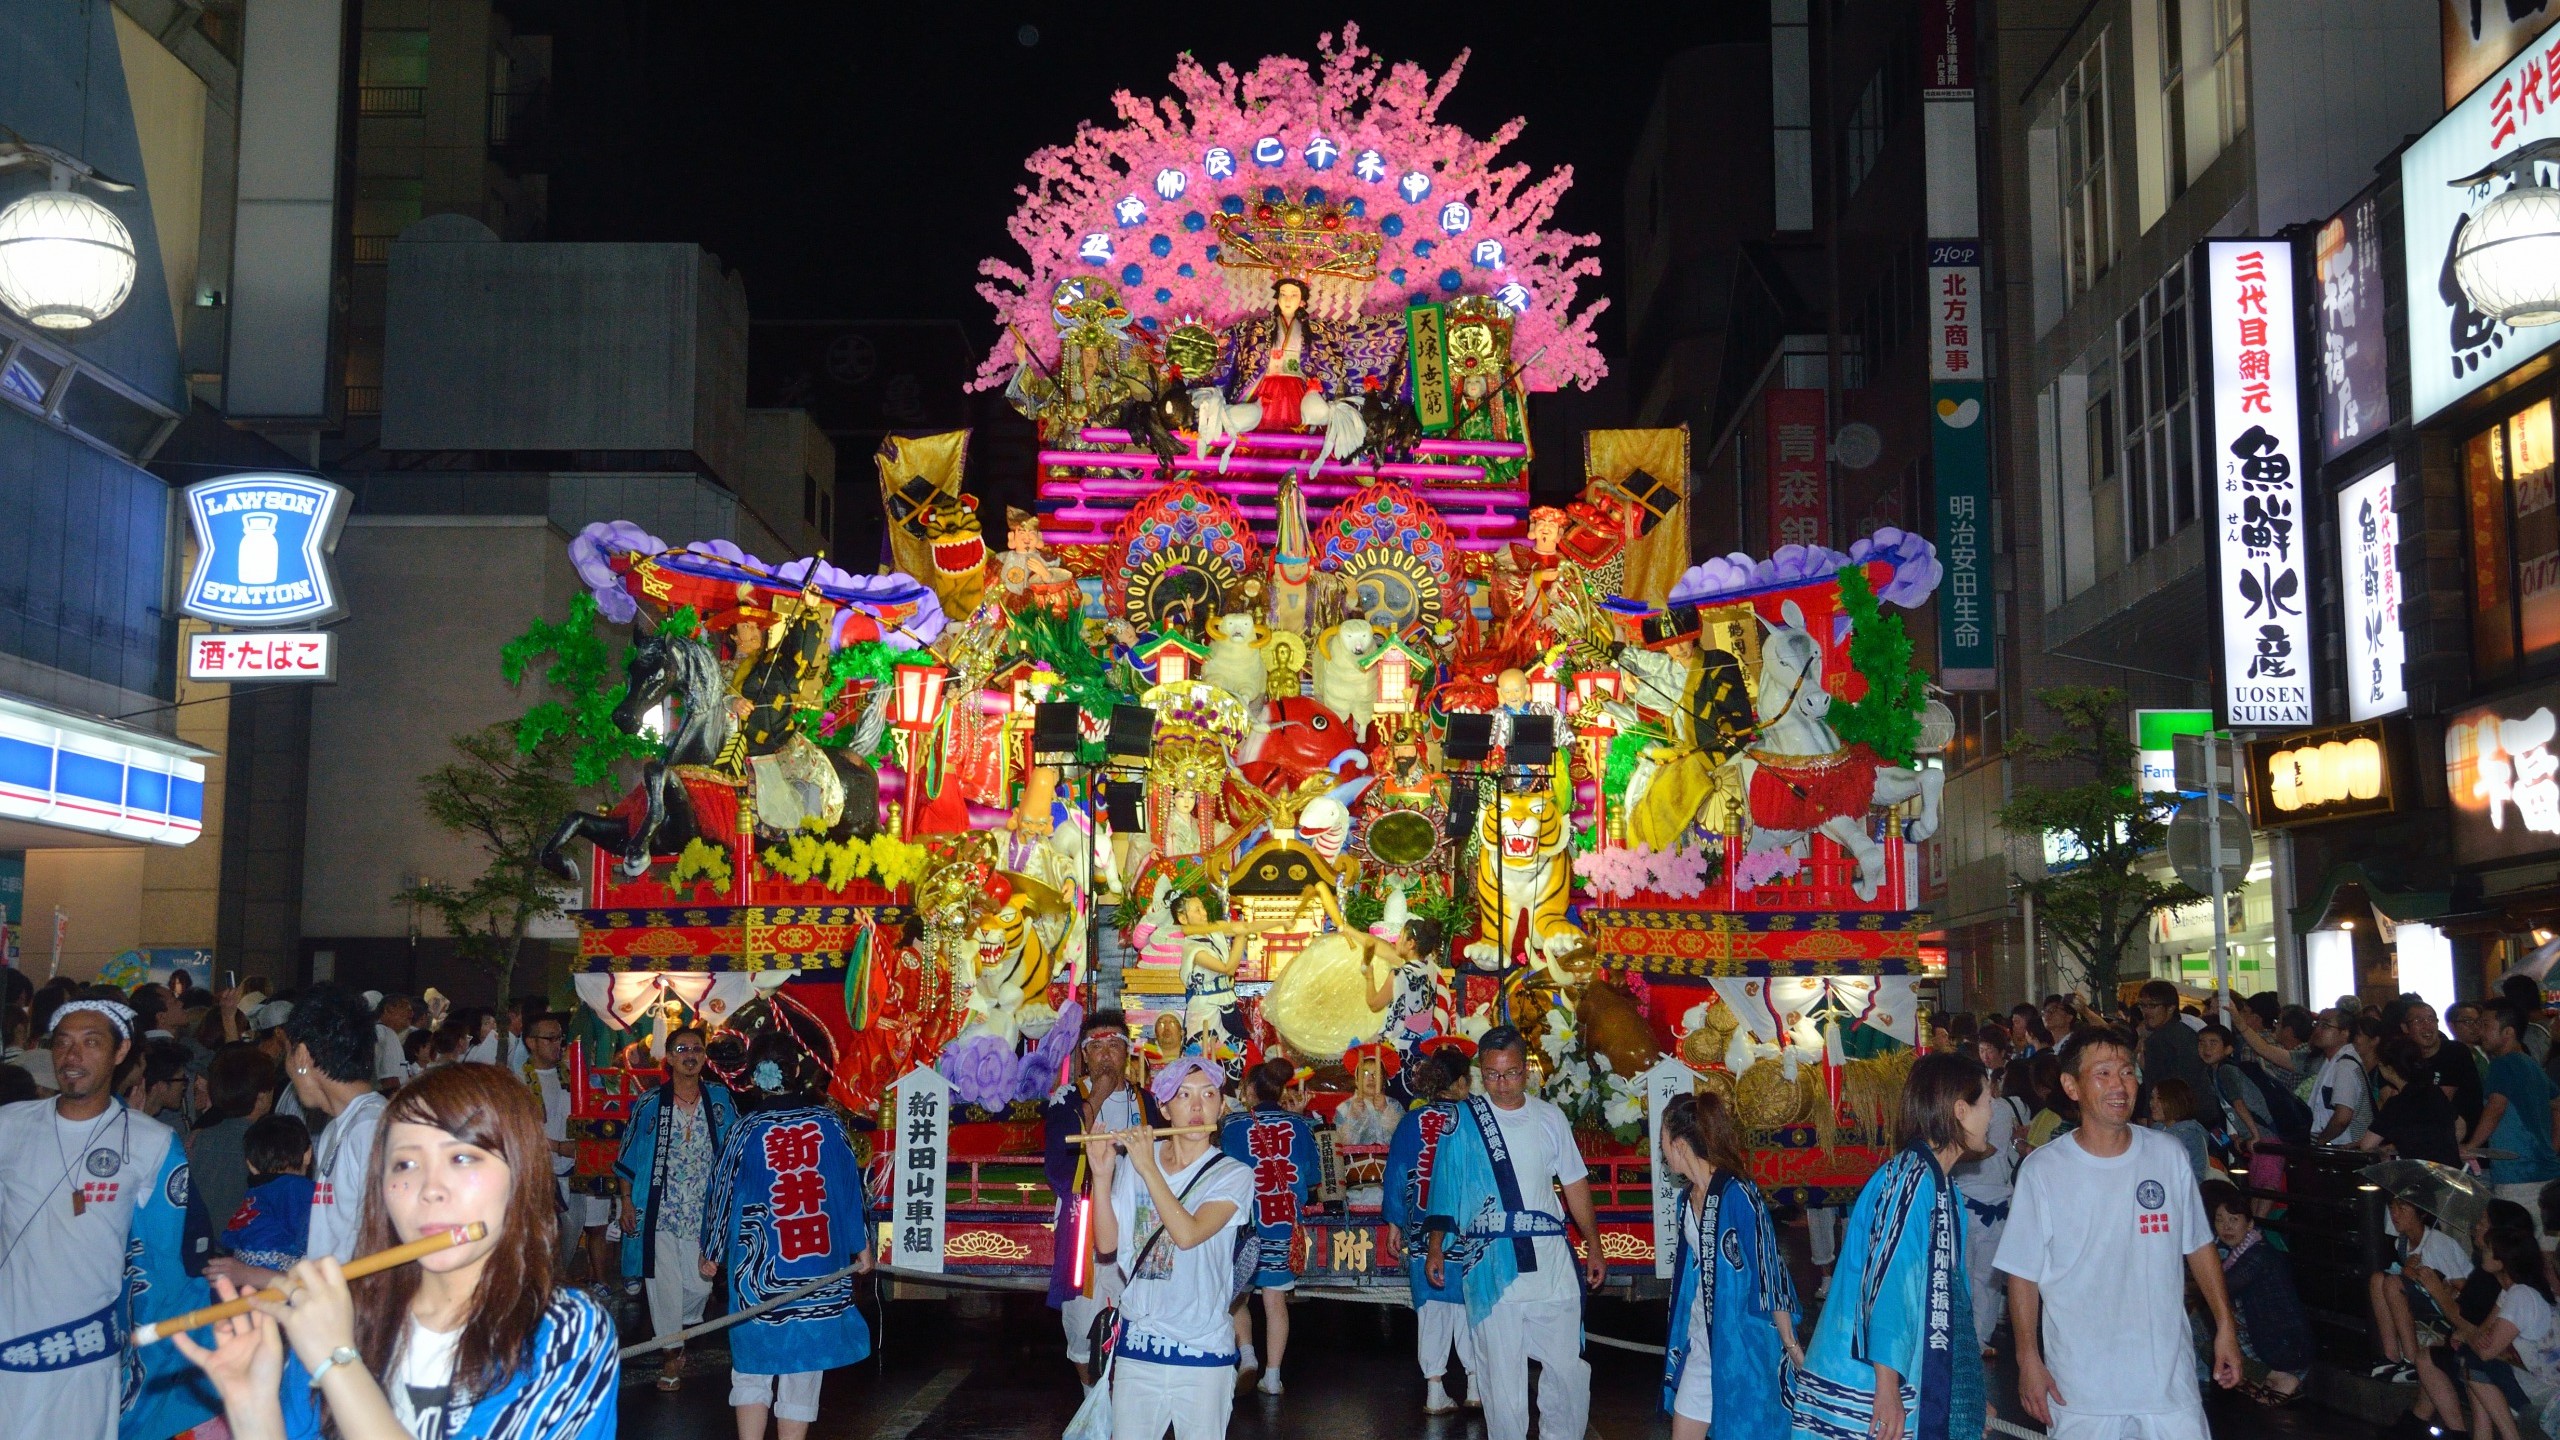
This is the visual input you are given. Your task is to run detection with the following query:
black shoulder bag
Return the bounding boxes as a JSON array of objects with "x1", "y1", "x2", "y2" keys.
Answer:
[{"x1": 1086, "y1": 1155, "x2": 1228, "y2": 1365}]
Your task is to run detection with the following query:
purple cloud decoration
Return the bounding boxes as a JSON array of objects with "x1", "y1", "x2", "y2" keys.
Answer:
[
  {"x1": 1666, "y1": 528, "x2": 1941, "y2": 610},
  {"x1": 566, "y1": 520, "x2": 949, "y2": 647}
]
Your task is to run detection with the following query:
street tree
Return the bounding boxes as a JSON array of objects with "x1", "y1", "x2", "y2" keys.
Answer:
[
  {"x1": 1998, "y1": 685, "x2": 2201, "y2": 1005},
  {"x1": 395, "y1": 723, "x2": 581, "y2": 1003}
]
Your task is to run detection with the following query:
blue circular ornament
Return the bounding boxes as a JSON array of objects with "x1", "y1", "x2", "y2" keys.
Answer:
[
  {"x1": 1345, "y1": 197, "x2": 1366, "y2": 218},
  {"x1": 1389, "y1": 267, "x2": 1406, "y2": 285},
  {"x1": 1413, "y1": 239, "x2": 1434, "y2": 257},
  {"x1": 1176, "y1": 262, "x2": 1195, "y2": 278},
  {"x1": 1138, "y1": 316, "x2": 1159, "y2": 331},
  {"x1": 1304, "y1": 187, "x2": 1327, "y2": 205},
  {"x1": 1148, "y1": 234, "x2": 1172, "y2": 257},
  {"x1": 1121, "y1": 264, "x2": 1144, "y2": 286},
  {"x1": 1438, "y1": 269, "x2": 1462, "y2": 293},
  {"x1": 1183, "y1": 211, "x2": 1206, "y2": 232},
  {"x1": 1221, "y1": 195, "x2": 1245, "y2": 216},
  {"x1": 1380, "y1": 214, "x2": 1405, "y2": 238},
  {"x1": 1155, "y1": 288, "x2": 1173, "y2": 303},
  {"x1": 1262, "y1": 185, "x2": 1285, "y2": 203},
  {"x1": 1205, "y1": 245, "x2": 1222, "y2": 262}
]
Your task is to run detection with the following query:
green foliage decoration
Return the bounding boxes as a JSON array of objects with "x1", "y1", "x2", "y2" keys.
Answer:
[
  {"x1": 1827, "y1": 565, "x2": 1924, "y2": 765},
  {"x1": 499, "y1": 593, "x2": 658, "y2": 787}
]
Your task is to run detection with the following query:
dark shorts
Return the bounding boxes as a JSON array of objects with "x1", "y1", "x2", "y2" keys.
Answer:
[{"x1": 2464, "y1": 1354, "x2": 2534, "y2": 1412}]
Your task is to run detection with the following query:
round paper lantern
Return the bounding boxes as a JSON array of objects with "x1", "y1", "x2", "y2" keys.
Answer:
[{"x1": 0, "y1": 187, "x2": 136, "y2": 330}]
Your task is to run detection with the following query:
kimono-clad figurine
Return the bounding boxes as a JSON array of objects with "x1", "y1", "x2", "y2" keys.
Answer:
[
  {"x1": 995, "y1": 506, "x2": 1083, "y2": 616},
  {"x1": 1613, "y1": 606, "x2": 1755, "y2": 850},
  {"x1": 1787, "y1": 1054, "x2": 1992, "y2": 1440},
  {"x1": 1445, "y1": 296, "x2": 1530, "y2": 486},
  {"x1": 700, "y1": 1034, "x2": 874, "y2": 1436},
  {"x1": 1659, "y1": 1092, "x2": 1803, "y2": 1440},
  {"x1": 1004, "y1": 277, "x2": 1150, "y2": 440}
]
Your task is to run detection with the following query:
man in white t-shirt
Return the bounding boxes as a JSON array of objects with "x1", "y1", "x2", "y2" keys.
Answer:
[
  {"x1": 1424, "y1": 1026, "x2": 1607, "y2": 1440},
  {"x1": 1998, "y1": 1026, "x2": 2242, "y2": 1439},
  {"x1": 2309, "y1": 1009, "x2": 2368, "y2": 1144},
  {"x1": 372, "y1": 993, "x2": 417, "y2": 1093}
]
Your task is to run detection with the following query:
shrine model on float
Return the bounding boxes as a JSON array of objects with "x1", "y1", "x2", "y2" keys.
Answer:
[{"x1": 510, "y1": 27, "x2": 1955, "y2": 1296}]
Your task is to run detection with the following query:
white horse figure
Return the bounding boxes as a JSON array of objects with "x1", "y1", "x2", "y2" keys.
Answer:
[
  {"x1": 1188, "y1": 384, "x2": 1363, "y2": 476},
  {"x1": 1733, "y1": 600, "x2": 1943, "y2": 901}
]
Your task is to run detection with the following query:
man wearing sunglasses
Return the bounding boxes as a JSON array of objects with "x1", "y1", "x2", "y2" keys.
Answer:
[
  {"x1": 615, "y1": 1023, "x2": 740, "y2": 1391},
  {"x1": 1043, "y1": 1009, "x2": 1156, "y2": 1389}
]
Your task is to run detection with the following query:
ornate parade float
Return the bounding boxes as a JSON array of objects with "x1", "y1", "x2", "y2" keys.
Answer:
[{"x1": 522, "y1": 29, "x2": 1952, "y2": 1296}]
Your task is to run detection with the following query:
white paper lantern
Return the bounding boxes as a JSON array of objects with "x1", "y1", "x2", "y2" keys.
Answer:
[
  {"x1": 0, "y1": 188, "x2": 137, "y2": 330},
  {"x1": 2454, "y1": 183, "x2": 2560, "y2": 328}
]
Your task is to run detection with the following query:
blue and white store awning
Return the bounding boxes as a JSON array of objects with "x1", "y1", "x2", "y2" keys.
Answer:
[{"x1": 0, "y1": 696, "x2": 208, "y2": 846}]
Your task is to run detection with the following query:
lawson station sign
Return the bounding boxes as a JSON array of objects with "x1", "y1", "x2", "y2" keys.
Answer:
[{"x1": 179, "y1": 474, "x2": 351, "y2": 629}]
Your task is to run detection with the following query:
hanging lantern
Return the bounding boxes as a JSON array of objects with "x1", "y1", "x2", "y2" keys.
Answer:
[
  {"x1": 891, "y1": 662, "x2": 947, "y2": 732},
  {"x1": 1526, "y1": 665, "x2": 1560, "y2": 710},
  {"x1": 2344, "y1": 735, "x2": 2385, "y2": 800},
  {"x1": 0, "y1": 186, "x2": 137, "y2": 331},
  {"x1": 1916, "y1": 697, "x2": 1957, "y2": 755},
  {"x1": 2453, "y1": 180, "x2": 2560, "y2": 327}
]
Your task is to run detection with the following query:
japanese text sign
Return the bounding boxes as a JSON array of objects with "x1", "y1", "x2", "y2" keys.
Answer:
[
  {"x1": 179, "y1": 474, "x2": 351, "y2": 628},
  {"x1": 1764, "y1": 389, "x2": 1827, "y2": 552},
  {"x1": 1933, "y1": 380, "x2": 1994, "y2": 689},
  {"x1": 2338, "y1": 466, "x2": 2407, "y2": 720},
  {"x1": 2315, "y1": 193, "x2": 2391, "y2": 462},
  {"x1": 2202, "y1": 240, "x2": 2311, "y2": 727},
  {"x1": 2449, "y1": 681, "x2": 2560, "y2": 863},
  {"x1": 186, "y1": 630, "x2": 336, "y2": 683},
  {"x1": 891, "y1": 1066, "x2": 949, "y2": 1273},
  {"x1": 2403, "y1": 29, "x2": 2560, "y2": 422},
  {"x1": 1928, "y1": 240, "x2": 1982, "y2": 381}
]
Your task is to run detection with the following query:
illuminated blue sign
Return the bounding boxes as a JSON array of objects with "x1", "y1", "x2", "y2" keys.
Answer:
[
  {"x1": 1471, "y1": 239, "x2": 1505, "y2": 269},
  {"x1": 1204, "y1": 148, "x2": 1237, "y2": 179},
  {"x1": 1154, "y1": 168, "x2": 1188, "y2": 201},
  {"x1": 1113, "y1": 196, "x2": 1147, "y2": 227},
  {"x1": 1078, "y1": 233, "x2": 1114, "y2": 263},
  {"x1": 1304, "y1": 135, "x2": 1339, "y2": 170},
  {"x1": 1252, "y1": 136, "x2": 1286, "y2": 167},
  {"x1": 1398, "y1": 171, "x2": 1432, "y2": 204},
  {"x1": 1437, "y1": 201, "x2": 1472, "y2": 235},
  {"x1": 1353, "y1": 149, "x2": 1387, "y2": 184},
  {"x1": 1494, "y1": 282, "x2": 1531, "y2": 314},
  {"x1": 179, "y1": 473, "x2": 350, "y2": 628}
]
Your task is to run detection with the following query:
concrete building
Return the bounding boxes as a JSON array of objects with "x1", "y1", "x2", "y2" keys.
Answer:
[{"x1": 1947, "y1": 0, "x2": 2443, "y2": 1006}]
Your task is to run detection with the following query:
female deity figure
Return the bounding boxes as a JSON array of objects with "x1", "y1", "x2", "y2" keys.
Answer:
[
  {"x1": 1333, "y1": 1044, "x2": 1403, "y2": 1147},
  {"x1": 1213, "y1": 278, "x2": 1348, "y2": 433}
]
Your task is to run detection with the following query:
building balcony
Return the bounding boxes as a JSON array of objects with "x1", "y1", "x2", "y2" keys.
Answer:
[
  {"x1": 358, "y1": 85, "x2": 425, "y2": 118},
  {"x1": 345, "y1": 384, "x2": 381, "y2": 416},
  {"x1": 488, "y1": 88, "x2": 548, "y2": 147},
  {"x1": 352, "y1": 235, "x2": 391, "y2": 265}
]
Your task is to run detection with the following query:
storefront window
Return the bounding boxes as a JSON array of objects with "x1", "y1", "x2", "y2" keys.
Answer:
[{"x1": 2465, "y1": 398, "x2": 2560, "y2": 682}]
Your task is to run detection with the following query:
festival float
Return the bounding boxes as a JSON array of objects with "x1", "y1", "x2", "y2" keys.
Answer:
[{"x1": 517, "y1": 28, "x2": 1953, "y2": 1298}]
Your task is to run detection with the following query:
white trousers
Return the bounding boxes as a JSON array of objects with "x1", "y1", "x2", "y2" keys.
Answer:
[
  {"x1": 730, "y1": 1370, "x2": 824, "y2": 1423},
  {"x1": 1808, "y1": 1204, "x2": 1842, "y2": 1269},
  {"x1": 645, "y1": 1232, "x2": 714, "y2": 1341},
  {"x1": 1962, "y1": 1201, "x2": 2008, "y2": 1338},
  {"x1": 1472, "y1": 1295, "x2": 1588, "y2": 1440},
  {"x1": 1065, "y1": 1294, "x2": 1104, "y2": 1364},
  {"x1": 2046, "y1": 1405, "x2": 2210, "y2": 1440},
  {"x1": 1110, "y1": 1356, "x2": 1232, "y2": 1440},
  {"x1": 1417, "y1": 1298, "x2": 1478, "y2": 1381}
]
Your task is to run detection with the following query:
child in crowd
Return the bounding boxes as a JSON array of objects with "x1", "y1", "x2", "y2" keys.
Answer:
[
  {"x1": 2448, "y1": 1222, "x2": 2560, "y2": 1440},
  {"x1": 2370, "y1": 1193, "x2": 2476, "y2": 1430},
  {"x1": 2151, "y1": 1078, "x2": 2217, "y2": 1182},
  {"x1": 220, "y1": 1112, "x2": 314, "y2": 1273},
  {"x1": 2204, "y1": 1182, "x2": 2312, "y2": 1406}
]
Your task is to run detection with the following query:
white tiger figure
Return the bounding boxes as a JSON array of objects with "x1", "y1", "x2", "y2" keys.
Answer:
[{"x1": 1188, "y1": 386, "x2": 1259, "y2": 473}]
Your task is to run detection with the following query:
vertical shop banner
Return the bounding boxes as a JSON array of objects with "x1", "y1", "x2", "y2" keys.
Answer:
[
  {"x1": 1933, "y1": 381, "x2": 1994, "y2": 689},
  {"x1": 1765, "y1": 389, "x2": 1827, "y2": 550},
  {"x1": 891, "y1": 1066, "x2": 950, "y2": 1273},
  {"x1": 1928, "y1": 241, "x2": 1983, "y2": 382},
  {"x1": 2338, "y1": 465, "x2": 2408, "y2": 720},
  {"x1": 2315, "y1": 192, "x2": 2392, "y2": 461},
  {"x1": 1645, "y1": 1058, "x2": 1695, "y2": 1280},
  {"x1": 2202, "y1": 239, "x2": 2312, "y2": 728},
  {"x1": 2442, "y1": 0, "x2": 2560, "y2": 110},
  {"x1": 1922, "y1": 0, "x2": 1975, "y2": 90}
]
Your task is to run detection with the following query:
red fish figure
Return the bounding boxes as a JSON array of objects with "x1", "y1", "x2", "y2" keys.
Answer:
[{"x1": 1228, "y1": 695, "x2": 1370, "y2": 824}]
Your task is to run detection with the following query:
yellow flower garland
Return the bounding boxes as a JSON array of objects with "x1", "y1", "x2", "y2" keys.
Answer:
[{"x1": 757, "y1": 831, "x2": 933, "y2": 890}]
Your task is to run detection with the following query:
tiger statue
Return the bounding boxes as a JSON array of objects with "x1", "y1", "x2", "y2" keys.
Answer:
[
  {"x1": 1464, "y1": 787, "x2": 1587, "y2": 987},
  {"x1": 957, "y1": 871, "x2": 1069, "y2": 1048}
]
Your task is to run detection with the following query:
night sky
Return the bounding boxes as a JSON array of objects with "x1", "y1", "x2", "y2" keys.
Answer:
[{"x1": 544, "y1": 6, "x2": 1763, "y2": 355}]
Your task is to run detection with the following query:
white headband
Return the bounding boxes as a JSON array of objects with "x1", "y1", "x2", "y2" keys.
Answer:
[{"x1": 50, "y1": 999, "x2": 137, "y2": 1041}]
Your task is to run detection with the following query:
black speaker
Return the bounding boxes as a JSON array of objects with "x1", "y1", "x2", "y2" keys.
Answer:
[
  {"x1": 1107, "y1": 704, "x2": 1157, "y2": 759},
  {"x1": 1033, "y1": 701, "x2": 1082, "y2": 761},
  {"x1": 1447, "y1": 784, "x2": 1480, "y2": 845},
  {"x1": 1509, "y1": 720, "x2": 1556, "y2": 773},
  {"x1": 1444, "y1": 711, "x2": 1494, "y2": 763},
  {"x1": 1105, "y1": 778, "x2": 1148, "y2": 833}
]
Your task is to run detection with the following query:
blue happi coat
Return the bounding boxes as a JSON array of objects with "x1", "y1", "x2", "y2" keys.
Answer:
[
  {"x1": 277, "y1": 1289, "x2": 619, "y2": 1440},
  {"x1": 702, "y1": 1102, "x2": 872, "y2": 1376},
  {"x1": 121, "y1": 1109, "x2": 220, "y2": 1440},
  {"x1": 1219, "y1": 1105, "x2": 1320, "y2": 1287},
  {"x1": 1424, "y1": 1093, "x2": 1570, "y2": 1324},
  {"x1": 1663, "y1": 1170, "x2": 1800, "y2": 1437},
  {"x1": 1788, "y1": 1146, "x2": 1982, "y2": 1440},
  {"x1": 1382, "y1": 1100, "x2": 1468, "y2": 1307},
  {"x1": 614, "y1": 1079, "x2": 739, "y2": 1280}
]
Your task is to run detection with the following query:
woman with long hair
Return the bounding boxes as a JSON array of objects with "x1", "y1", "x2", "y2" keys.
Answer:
[
  {"x1": 1788, "y1": 1052, "x2": 1995, "y2": 1440},
  {"x1": 171, "y1": 1062, "x2": 619, "y2": 1440},
  {"x1": 1659, "y1": 1090, "x2": 1802, "y2": 1439}
]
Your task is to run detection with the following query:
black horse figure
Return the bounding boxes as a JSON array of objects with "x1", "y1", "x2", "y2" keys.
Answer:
[
  {"x1": 537, "y1": 627, "x2": 731, "y2": 884},
  {"x1": 1354, "y1": 364, "x2": 1421, "y2": 466},
  {"x1": 1119, "y1": 375, "x2": 1197, "y2": 473}
]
